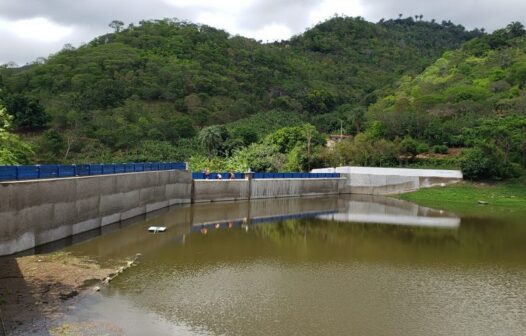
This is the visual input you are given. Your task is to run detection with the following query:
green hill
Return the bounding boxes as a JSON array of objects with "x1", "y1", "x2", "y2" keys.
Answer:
[
  {"x1": 0, "y1": 16, "x2": 480, "y2": 164},
  {"x1": 365, "y1": 22, "x2": 526, "y2": 178}
]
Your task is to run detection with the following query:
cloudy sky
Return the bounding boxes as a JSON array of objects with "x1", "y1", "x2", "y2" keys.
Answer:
[{"x1": 1, "y1": 0, "x2": 525, "y2": 65}]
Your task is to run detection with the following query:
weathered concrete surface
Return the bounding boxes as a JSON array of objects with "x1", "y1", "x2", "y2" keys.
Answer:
[
  {"x1": 0, "y1": 170, "x2": 192, "y2": 255},
  {"x1": 250, "y1": 178, "x2": 344, "y2": 199},
  {"x1": 312, "y1": 166, "x2": 463, "y2": 195},
  {"x1": 192, "y1": 180, "x2": 250, "y2": 203},
  {"x1": 191, "y1": 177, "x2": 345, "y2": 203}
]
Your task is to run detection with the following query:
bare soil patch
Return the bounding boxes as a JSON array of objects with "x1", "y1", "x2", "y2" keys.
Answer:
[{"x1": 0, "y1": 252, "x2": 119, "y2": 335}]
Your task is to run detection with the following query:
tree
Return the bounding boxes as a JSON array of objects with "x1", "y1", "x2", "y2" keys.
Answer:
[
  {"x1": 398, "y1": 136, "x2": 420, "y2": 161},
  {"x1": 159, "y1": 115, "x2": 196, "y2": 143},
  {"x1": 460, "y1": 143, "x2": 514, "y2": 180},
  {"x1": 303, "y1": 124, "x2": 316, "y2": 171},
  {"x1": 37, "y1": 129, "x2": 66, "y2": 163},
  {"x1": 4, "y1": 94, "x2": 50, "y2": 130},
  {"x1": 506, "y1": 21, "x2": 525, "y2": 37},
  {"x1": 198, "y1": 125, "x2": 227, "y2": 158},
  {"x1": 303, "y1": 89, "x2": 336, "y2": 114},
  {"x1": 109, "y1": 20, "x2": 124, "y2": 33},
  {"x1": 230, "y1": 126, "x2": 258, "y2": 145},
  {"x1": 0, "y1": 104, "x2": 33, "y2": 164}
]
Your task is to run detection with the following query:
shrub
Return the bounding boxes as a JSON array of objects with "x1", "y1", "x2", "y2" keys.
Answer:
[
  {"x1": 460, "y1": 143, "x2": 514, "y2": 180},
  {"x1": 416, "y1": 142, "x2": 430, "y2": 154},
  {"x1": 432, "y1": 144, "x2": 449, "y2": 154}
]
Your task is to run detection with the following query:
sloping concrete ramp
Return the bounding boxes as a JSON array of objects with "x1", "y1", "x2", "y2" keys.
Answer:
[{"x1": 312, "y1": 166, "x2": 463, "y2": 195}]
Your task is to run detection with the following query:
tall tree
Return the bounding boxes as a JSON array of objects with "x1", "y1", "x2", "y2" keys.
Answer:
[
  {"x1": 4, "y1": 94, "x2": 49, "y2": 131},
  {"x1": 109, "y1": 20, "x2": 124, "y2": 33},
  {"x1": 198, "y1": 126, "x2": 226, "y2": 158}
]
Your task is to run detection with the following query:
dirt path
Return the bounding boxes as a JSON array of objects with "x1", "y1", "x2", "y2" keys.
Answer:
[{"x1": 0, "y1": 252, "x2": 119, "y2": 335}]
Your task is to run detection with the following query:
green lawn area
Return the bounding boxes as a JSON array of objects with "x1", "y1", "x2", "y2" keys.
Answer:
[{"x1": 398, "y1": 180, "x2": 526, "y2": 217}]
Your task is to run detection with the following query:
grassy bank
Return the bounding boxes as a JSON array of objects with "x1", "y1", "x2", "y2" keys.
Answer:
[{"x1": 398, "y1": 180, "x2": 526, "y2": 217}]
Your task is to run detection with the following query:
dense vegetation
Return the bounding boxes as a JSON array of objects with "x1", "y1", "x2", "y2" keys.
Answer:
[
  {"x1": 368, "y1": 21, "x2": 526, "y2": 179},
  {"x1": 1, "y1": 16, "x2": 524, "y2": 180},
  {"x1": 0, "y1": 99, "x2": 33, "y2": 164}
]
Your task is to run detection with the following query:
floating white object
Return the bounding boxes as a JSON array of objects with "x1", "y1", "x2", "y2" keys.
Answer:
[{"x1": 148, "y1": 226, "x2": 166, "y2": 233}]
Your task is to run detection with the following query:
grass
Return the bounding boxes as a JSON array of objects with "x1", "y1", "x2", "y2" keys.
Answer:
[{"x1": 398, "y1": 179, "x2": 526, "y2": 217}]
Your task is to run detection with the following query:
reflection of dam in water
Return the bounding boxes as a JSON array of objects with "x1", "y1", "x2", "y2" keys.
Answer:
[
  {"x1": 31, "y1": 195, "x2": 459, "y2": 260},
  {"x1": 189, "y1": 194, "x2": 460, "y2": 232},
  {"x1": 317, "y1": 195, "x2": 460, "y2": 229}
]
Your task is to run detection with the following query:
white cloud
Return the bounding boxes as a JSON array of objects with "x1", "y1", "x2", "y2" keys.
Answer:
[
  {"x1": 165, "y1": 0, "x2": 250, "y2": 12},
  {"x1": 309, "y1": 0, "x2": 364, "y2": 24},
  {"x1": 1, "y1": 0, "x2": 525, "y2": 64},
  {"x1": 197, "y1": 11, "x2": 237, "y2": 32},
  {"x1": 0, "y1": 16, "x2": 73, "y2": 43},
  {"x1": 249, "y1": 23, "x2": 292, "y2": 42}
]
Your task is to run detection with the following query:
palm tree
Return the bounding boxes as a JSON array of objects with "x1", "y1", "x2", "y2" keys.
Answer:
[
  {"x1": 507, "y1": 21, "x2": 525, "y2": 37},
  {"x1": 198, "y1": 126, "x2": 224, "y2": 158}
]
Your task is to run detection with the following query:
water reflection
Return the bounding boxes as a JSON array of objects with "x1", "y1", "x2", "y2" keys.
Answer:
[
  {"x1": 59, "y1": 195, "x2": 461, "y2": 263},
  {"x1": 186, "y1": 195, "x2": 461, "y2": 237},
  {"x1": 318, "y1": 194, "x2": 460, "y2": 228},
  {"x1": 53, "y1": 195, "x2": 526, "y2": 336}
]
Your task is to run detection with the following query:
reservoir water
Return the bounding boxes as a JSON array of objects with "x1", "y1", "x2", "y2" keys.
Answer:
[{"x1": 56, "y1": 195, "x2": 525, "y2": 335}]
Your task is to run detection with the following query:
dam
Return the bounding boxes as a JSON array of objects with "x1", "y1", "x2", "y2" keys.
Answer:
[{"x1": 0, "y1": 164, "x2": 462, "y2": 255}]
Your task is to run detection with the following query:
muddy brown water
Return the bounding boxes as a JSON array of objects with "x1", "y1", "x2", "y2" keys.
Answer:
[{"x1": 22, "y1": 195, "x2": 526, "y2": 335}]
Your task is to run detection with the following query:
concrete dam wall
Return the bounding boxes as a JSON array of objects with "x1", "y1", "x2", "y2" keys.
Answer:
[
  {"x1": 0, "y1": 170, "x2": 192, "y2": 255},
  {"x1": 192, "y1": 177, "x2": 344, "y2": 203},
  {"x1": 0, "y1": 165, "x2": 461, "y2": 255},
  {"x1": 1, "y1": 171, "x2": 345, "y2": 255},
  {"x1": 311, "y1": 166, "x2": 463, "y2": 195}
]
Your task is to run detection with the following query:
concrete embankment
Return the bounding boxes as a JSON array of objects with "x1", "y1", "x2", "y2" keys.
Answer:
[
  {"x1": 250, "y1": 178, "x2": 342, "y2": 199},
  {"x1": 0, "y1": 170, "x2": 192, "y2": 255},
  {"x1": 192, "y1": 177, "x2": 344, "y2": 202},
  {"x1": 192, "y1": 179, "x2": 250, "y2": 203},
  {"x1": 1, "y1": 171, "x2": 345, "y2": 255},
  {"x1": 0, "y1": 166, "x2": 460, "y2": 255},
  {"x1": 312, "y1": 166, "x2": 463, "y2": 195}
]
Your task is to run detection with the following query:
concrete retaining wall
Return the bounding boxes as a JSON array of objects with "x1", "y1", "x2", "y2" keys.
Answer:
[
  {"x1": 0, "y1": 165, "x2": 460, "y2": 255},
  {"x1": 191, "y1": 177, "x2": 345, "y2": 203},
  {"x1": 312, "y1": 166, "x2": 463, "y2": 195},
  {"x1": 192, "y1": 180, "x2": 250, "y2": 203},
  {"x1": 250, "y1": 178, "x2": 343, "y2": 199},
  {"x1": 0, "y1": 170, "x2": 192, "y2": 255}
]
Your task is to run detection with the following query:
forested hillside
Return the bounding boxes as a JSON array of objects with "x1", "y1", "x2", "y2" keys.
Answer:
[
  {"x1": 4, "y1": 16, "x2": 523, "y2": 180},
  {"x1": 0, "y1": 16, "x2": 480, "y2": 166},
  {"x1": 366, "y1": 22, "x2": 526, "y2": 179}
]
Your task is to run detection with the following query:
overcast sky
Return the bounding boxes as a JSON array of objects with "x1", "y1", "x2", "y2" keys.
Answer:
[{"x1": 1, "y1": 0, "x2": 525, "y2": 65}]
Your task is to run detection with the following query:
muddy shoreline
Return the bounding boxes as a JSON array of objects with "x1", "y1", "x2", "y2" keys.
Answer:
[{"x1": 0, "y1": 252, "x2": 135, "y2": 335}]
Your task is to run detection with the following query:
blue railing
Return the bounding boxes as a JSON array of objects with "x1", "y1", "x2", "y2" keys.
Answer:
[
  {"x1": 192, "y1": 172, "x2": 340, "y2": 179},
  {"x1": 0, "y1": 162, "x2": 187, "y2": 182},
  {"x1": 252, "y1": 172, "x2": 340, "y2": 179},
  {"x1": 192, "y1": 172, "x2": 245, "y2": 180}
]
